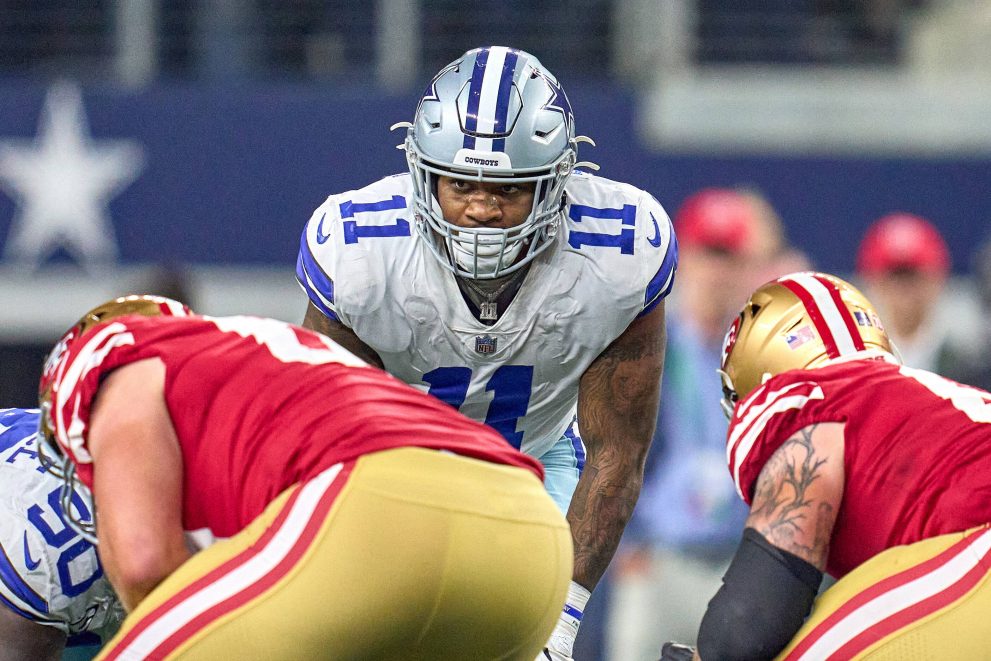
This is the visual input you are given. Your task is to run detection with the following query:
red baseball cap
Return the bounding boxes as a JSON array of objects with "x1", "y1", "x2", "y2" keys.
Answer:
[
  {"x1": 674, "y1": 188, "x2": 757, "y2": 255},
  {"x1": 856, "y1": 213, "x2": 950, "y2": 276}
]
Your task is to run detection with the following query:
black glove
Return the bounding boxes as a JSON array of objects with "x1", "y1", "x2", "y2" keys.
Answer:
[{"x1": 660, "y1": 641, "x2": 697, "y2": 661}]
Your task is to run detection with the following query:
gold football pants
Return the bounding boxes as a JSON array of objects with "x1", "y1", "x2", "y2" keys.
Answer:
[
  {"x1": 97, "y1": 447, "x2": 573, "y2": 660},
  {"x1": 777, "y1": 524, "x2": 991, "y2": 660}
]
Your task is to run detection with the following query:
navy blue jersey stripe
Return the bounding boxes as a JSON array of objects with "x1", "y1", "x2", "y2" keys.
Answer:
[
  {"x1": 295, "y1": 270, "x2": 338, "y2": 322},
  {"x1": 564, "y1": 420, "x2": 586, "y2": 473},
  {"x1": 641, "y1": 228, "x2": 679, "y2": 317},
  {"x1": 296, "y1": 229, "x2": 335, "y2": 304},
  {"x1": 0, "y1": 591, "x2": 46, "y2": 624},
  {"x1": 0, "y1": 540, "x2": 48, "y2": 616}
]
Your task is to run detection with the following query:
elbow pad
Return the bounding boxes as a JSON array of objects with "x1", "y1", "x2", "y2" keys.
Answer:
[{"x1": 697, "y1": 528, "x2": 823, "y2": 661}]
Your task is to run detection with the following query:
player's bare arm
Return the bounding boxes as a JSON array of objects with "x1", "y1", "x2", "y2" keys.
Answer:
[
  {"x1": 692, "y1": 422, "x2": 842, "y2": 660},
  {"x1": 0, "y1": 606, "x2": 64, "y2": 661},
  {"x1": 88, "y1": 358, "x2": 190, "y2": 611},
  {"x1": 745, "y1": 421, "x2": 845, "y2": 570},
  {"x1": 572, "y1": 300, "x2": 666, "y2": 590},
  {"x1": 302, "y1": 302, "x2": 385, "y2": 369}
]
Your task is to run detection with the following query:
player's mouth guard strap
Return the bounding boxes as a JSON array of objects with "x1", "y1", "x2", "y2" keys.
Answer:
[{"x1": 697, "y1": 527, "x2": 823, "y2": 661}]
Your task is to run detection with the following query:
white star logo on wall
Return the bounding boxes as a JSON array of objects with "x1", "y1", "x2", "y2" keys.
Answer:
[{"x1": 0, "y1": 81, "x2": 144, "y2": 270}]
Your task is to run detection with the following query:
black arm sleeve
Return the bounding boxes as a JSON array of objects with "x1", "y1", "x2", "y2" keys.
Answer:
[{"x1": 697, "y1": 527, "x2": 823, "y2": 661}]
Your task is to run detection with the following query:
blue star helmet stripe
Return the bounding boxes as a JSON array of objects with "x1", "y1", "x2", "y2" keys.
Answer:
[
  {"x1": 536, "y1": 70, "x2": 575, "y2": 139},
  {"x1": 417, "y1": 60, "x2": 461, "y2": 111}
]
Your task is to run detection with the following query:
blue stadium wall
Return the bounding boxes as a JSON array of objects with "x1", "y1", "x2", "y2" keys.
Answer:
[{"x1": 0, "y1": 81, "x2": 988, "y2": 274}]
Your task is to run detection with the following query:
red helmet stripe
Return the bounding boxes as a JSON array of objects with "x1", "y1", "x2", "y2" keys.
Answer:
[
  {"x1": 779, "y1": 277, "x2": 842, "y2": 358},
  {"x1": 812, "y1": 273, "x2": 866, "y2": 352},
  {"x1": 779, "y1": 273, "x2": 866, "y2": 358},
  {"x1": 155, "y1": 299, "x2": 190, "y2": 317}
]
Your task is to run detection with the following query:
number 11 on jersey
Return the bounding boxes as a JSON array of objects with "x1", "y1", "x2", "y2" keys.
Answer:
[{"x1": 423, "y1": 366, "x2": 534, "y2": 448}]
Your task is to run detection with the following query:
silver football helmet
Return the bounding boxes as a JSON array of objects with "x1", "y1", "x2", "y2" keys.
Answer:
[{"x1": 394, "y1": 46, "x2": 597, "y2": 279}]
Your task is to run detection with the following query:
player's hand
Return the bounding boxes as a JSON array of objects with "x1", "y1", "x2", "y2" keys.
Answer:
[
  {"x1": 659, "y1": 641, "x2": 698, "y2": 661},
  {"x1": 536, "y1": 581, "x2": 589, "y2": 661},
  {"x1": 537, "y1": 646, "x2": 573, "y2": 661}
]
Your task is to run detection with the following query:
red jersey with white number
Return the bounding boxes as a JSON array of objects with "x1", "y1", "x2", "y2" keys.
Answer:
[
  {"x1": 46, "y1": 314, "x2": 543, "y2": 539},
  {"x1": 727, "y1": 357, "x2": 991, "y2": 577}
]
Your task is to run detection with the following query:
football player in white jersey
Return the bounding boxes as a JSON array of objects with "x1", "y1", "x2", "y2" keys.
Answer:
[
  {"x1": 296, "y1": 46, "x2": 677, "y2": 660},
  {"x1": 0, "y1": 408, "x2": 121, "y2": 660}
]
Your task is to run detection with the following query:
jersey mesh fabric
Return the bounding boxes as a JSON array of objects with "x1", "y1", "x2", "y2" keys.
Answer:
[
  {"x1": 728, "y1": 359, "x2": 991, "y2": 577},
  {"x1": 46, "y1": 315, "x2": 543, "y2": 539}
]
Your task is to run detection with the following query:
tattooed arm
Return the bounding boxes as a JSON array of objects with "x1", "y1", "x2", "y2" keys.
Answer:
[
  {"x1": 572, "y1": 300, "x2": 667, "y2": 591},
  {"x1": 534, "y1": 302, "x2": 665, "y2": 661},
  {"x1": 745, "y1": 421, "x2": 846, "y2": 570},
  {"x1": 693, "y1": 422, "x2": 845, "y2": 661}
]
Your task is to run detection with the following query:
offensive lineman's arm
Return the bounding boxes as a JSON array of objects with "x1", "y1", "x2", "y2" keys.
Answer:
[
  {"x1": 0, "y1": 607, "x2": 64, "y2": 661},
  {"x1": 573, "y1": 299, "x2": 667, "y2": 591},
  {"x1": 693, "y1": 422, "x2": 844, "y2": 660},
  {"x1": 302, "y1": 302, "x2": 385, "y2": 369},
  {"x1": 745, "y1": 422, "x2": 844, "y2": 569},
  {"x1": 88, "y1": 358, "x2": 190, "y2": 612}
]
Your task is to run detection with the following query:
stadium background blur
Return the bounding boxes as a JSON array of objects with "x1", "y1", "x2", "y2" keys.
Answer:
[{"x1": 2, "y1": 2, "x2": 990, "y2": 659}]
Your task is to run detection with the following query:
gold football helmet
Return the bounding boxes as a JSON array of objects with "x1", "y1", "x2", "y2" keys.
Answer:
[
  {"x1": 719, "y1": 272, "x2": 895, "y2": 418},
  {"x1": 37, "y1": 294, "x2": 191, "y2": 543}
]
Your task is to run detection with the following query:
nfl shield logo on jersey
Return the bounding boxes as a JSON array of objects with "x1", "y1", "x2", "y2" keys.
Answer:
[{"x1": 475, "y1": 334, "x2": 498, "y2": 355}]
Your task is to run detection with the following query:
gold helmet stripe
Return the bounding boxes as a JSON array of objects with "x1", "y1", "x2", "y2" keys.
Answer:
[{"x1": 778, "y1": 273, "x2": 866, "y2": 358}]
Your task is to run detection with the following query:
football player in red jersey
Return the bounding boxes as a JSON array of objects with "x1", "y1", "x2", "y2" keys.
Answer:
[
  {"x1": 660, "y1": 272, "x2": 991, "y2": 661},
  {"x1": 36, "y1": 295, "x2": 572, "y2": 660}
]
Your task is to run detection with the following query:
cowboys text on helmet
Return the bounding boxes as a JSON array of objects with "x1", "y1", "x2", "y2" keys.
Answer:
[{"x1": 397, "y1": 46, "x2": 596, "y2": 279}]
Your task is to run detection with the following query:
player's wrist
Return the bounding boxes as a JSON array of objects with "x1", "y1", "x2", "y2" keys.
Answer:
[{"x1": 547, "y1": 580, "x2": 591, "y2": 657}]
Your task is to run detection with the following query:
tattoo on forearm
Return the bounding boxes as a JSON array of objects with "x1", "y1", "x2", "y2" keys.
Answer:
[
  {"x1": 570, "y1": 313, "x2": 666, "y2": 589},
  {"x1": 580, "y1": 323, "x2": 665, "y2": 426},
  {"x1": 750, "y1": 425, "x2": 832, "y2": 566},
  {"x1": 568, "y1": 459, "x2": 642, "y2": 589}
]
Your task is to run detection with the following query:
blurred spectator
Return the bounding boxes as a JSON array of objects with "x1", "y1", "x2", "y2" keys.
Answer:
[
  {"x1": 738, "y1": 188, "x2": 812, "y2": 287},
  {"x1": 606, "y1": 188, "x2": 807, "y2": 661},
  {"x1": 855, "y1": 212, "x2": 971, "y2": 377}
]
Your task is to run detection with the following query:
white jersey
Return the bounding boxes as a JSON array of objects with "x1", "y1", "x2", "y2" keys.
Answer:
[
  {"x1": 0, "y1": 408, "x2": 121, "y2": 644},
  {"x1": 297, "y1": 171, "x2": 677, "y2": 458}
]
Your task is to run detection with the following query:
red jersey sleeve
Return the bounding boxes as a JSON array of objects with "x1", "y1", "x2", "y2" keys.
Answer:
[
  {"x1": 46, "y1": 319, "x2": 149, "y2": 487},
  {"x1": 726, "y1": 370, "x2": 847, "y2": 504}
]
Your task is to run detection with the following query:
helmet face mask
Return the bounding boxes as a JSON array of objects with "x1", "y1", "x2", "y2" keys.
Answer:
[
  {"x1": 37, "y1": 294, "x2": 191, "y2": 543},
  {"x1": 719, "y1": 272, "x2": 897, "y2": 419},
  {"x1": 401, "y1": 46, "x2": 587, "y2": 280}
]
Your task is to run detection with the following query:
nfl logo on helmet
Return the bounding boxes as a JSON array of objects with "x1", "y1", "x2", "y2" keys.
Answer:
[{"x1": 475, "y1": 334, "x2": 498, "y2": 355}]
